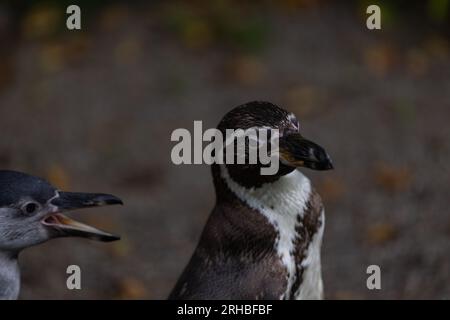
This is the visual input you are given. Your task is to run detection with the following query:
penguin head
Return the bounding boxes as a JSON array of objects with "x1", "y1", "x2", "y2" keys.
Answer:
[
  {"x1": 215, "y1": 101, "x2": 333, "y2": 188},
  {"x1": 0, "y1": 170, "x2": 122, "y2": 252}
]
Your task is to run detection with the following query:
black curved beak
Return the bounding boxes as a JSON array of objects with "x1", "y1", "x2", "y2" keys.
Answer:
[
  {"x1": 51, "y1": 192, "x2": 123, "y2": 210},
  {"x1": 43, "y1": 192, "x2": 123, "y2": 242},
  {"x1": 279, "y1": 133, "x2": 333, "y2": 171}
]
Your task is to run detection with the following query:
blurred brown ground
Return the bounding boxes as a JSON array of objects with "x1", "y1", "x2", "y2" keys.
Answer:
[{"x1": 0, "y1": 1, "x2": 449, "y2": 299}]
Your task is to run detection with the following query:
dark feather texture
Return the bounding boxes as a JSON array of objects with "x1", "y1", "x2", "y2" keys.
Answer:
[{"x1": 0, "y1": 170, "x2": 55, "y2": 207}]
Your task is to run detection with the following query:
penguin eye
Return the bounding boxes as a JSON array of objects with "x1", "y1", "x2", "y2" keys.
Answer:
[{"x1": 22, "y1": 202, "x2": 40, "y2": 215}]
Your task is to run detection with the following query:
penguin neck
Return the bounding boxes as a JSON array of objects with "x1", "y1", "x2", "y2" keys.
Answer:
[
  {"x1": 212, "y1": 164, "x2": 313, "y2": 249},
  {"x1": 213, "y1": 164, "x2": 311, "y2": 214},
  {"x1": 0, "y1": 250, "x2": 20, "y2": 300},
  {"x1": 212, "y1": 164, "x2": 319, "y2": 300}
]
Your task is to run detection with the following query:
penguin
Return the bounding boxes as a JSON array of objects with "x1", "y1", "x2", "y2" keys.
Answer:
[
  {"x1": 0, "y1": 170, "x2": 122, "y2": 299},
  {"x1": 169, "y1": 101, "x2": 333, "y2": 300}
]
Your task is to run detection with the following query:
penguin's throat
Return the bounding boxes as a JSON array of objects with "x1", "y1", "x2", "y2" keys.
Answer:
[
  {"x1": 219, "y1": 165, "x2": 313, "y2": 299},
  {"x1": 0, "y1": 250, "x2": 20, "y2": 300}
]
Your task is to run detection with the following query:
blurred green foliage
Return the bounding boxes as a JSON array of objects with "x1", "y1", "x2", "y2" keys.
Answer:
[
  {"x1": 428, "y1": 0, "x2": 449, "y2": 23},
  {"x1": 1, "y1": 0, "x2": 448, "y2": 50},
  {"x1": 161, "y1": 1, "x2": 270, "y2": 52}
]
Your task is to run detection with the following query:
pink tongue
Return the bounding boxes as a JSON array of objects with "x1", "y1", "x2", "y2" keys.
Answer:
[{"x1": 46, "y1": 215, "x2": 61, "y2": 224}]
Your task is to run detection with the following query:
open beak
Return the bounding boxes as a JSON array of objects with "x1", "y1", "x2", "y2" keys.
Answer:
[
  {"x1": 43, "y1": 192, "x2": 123, "y2": 242},
  {"x1": 279, "y1": 133, "x2": 333, "y2": 170}
]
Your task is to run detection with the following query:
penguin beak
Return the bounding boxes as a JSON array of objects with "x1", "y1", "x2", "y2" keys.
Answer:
[
  {"x1": 279, "y1": 133, "x2": 333, "y2": 170},
  {"x1": 43, "y1": 192, "x2": 123, "y2": 242}
]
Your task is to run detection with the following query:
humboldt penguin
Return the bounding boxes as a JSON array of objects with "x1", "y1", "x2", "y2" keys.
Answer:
[{"x1": 169, "y1": 101, "x2": 333, "y2": 300}]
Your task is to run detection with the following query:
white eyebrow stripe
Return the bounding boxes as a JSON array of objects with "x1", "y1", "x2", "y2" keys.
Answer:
[
  {"x1": 287, "y1": 113, "x2": 299, "y2": 129},
  {"x1": 47, "y1": 190, "x2": 60, "y2": 203},
  {"x1": 47, "y1": 190, "x2": 60, "y2": 212}
]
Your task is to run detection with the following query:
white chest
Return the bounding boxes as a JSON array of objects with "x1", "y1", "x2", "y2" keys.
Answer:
[
  {"x1": 294, "y1": 210, "x2": 324, "y2": 300},
  {"x1": 220, "y1": 167, "x2": 324, "y2": 300}
]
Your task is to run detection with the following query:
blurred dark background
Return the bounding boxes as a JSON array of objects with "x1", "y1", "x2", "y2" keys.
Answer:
[{"x1": 0, "y1": 0, "x2": 449, "y2": 299}]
